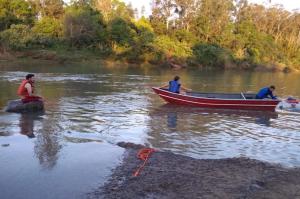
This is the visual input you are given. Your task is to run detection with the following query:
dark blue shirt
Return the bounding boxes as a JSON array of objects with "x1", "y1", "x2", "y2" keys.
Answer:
[
  {"x1": 169, "y1": 80, "x2": 181, "y2": 93},
  {"x1": 256, "y1": 87, "x2": 276, "y2": 99}
]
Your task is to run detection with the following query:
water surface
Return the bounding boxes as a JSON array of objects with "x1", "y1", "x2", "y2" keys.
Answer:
[{"x1": 1, "y1": 62, "x2": 300, "y2": 198}]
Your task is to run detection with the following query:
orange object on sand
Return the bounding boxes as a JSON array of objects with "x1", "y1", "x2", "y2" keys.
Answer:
[{"x1": 133, "y1": 148, "x2": 155, "y2": 177}]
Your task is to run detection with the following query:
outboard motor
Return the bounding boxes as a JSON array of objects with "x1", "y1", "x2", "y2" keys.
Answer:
[{"x1": 278, "y1": 97, "x2": 300, "y2": 112}]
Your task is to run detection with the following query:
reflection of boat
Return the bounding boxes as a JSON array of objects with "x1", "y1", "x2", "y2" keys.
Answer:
[
  {"x1": 152, "y1": 104, "x2": 278, "y2": 118},
  {"x1": 152, "y1": 87, "x2": 280, "y2": 111},
  {"x1": 5, "y1": 99, "x2": 44, "y2": 113},
  {"x1": 151, "y1": 104, "x2": 278, "y2": 127}
]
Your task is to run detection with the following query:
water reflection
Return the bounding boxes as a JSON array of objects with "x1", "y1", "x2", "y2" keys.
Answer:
[
  {"x1": 167, "y1": 111, "x2": 178, "y2": 129},
  {"x1": 147, "y1": 104, "x2": 282, "y2": 160},
  {"x1": 254, "y1": 113, "x2": 277, "y2": 127},
  {"x1": 2, "y1": 64, "x2": 300, "y2": 198},
  {"x1": 19, "y1": 113, "x2": 43, "y2": 138},
  {"x1": 153, "y1": 104, "x2": 278, "y2": 128},
  {"x1": 34, "y1": 116, "x2": 62, "y2": 169},
  {"x1": 18, "y1": 112, "x2": 61, "y2": 169}
]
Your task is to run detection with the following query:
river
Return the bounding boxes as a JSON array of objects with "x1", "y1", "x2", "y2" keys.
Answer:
[{"x1": 0, "y1": 61, "x2": 300, "y2": 199}]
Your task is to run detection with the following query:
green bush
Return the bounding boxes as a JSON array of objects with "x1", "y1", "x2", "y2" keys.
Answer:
[
  {"x1": 109, "y1": 18, "x2": 136, "y2": 47},
  {"x1": 33, "y1": 17, "x2": 63, "y2": 38},
  {"x1": 133, "y1": 17, "x2": 155, "y2": 49},
  {"x1": 64, "y1": 5, "x2": 108, "y2": 48},
  {"x1": 171, "y1": 29, "x2": 197, "y2": 44},
  {"x1": 0, "y1": 24, "x2": 33, "y2": 50},
  {"x1": 0, "y1": 0, "x2": 36, "y2": 31},
  {"x1": 30, "y1": 17, "x2": 64, "y2": 48},
  {"x1": 153, "y1": 35, "x2": 192, "y2": 59},
  {"x1": 192, "y1": 43, "x2": 233, "y2": 68}
]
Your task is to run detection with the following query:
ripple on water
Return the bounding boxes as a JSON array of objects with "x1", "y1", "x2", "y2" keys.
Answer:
[
  {"x1": 44, "y1": 91, "x2": 149, "y2": 144},
  {"x1": 1, "y1": 71, "x2": 300, "y2": 168},
  {"x1": 146, "y1": 105, "x2": 300, "y2": 167}
]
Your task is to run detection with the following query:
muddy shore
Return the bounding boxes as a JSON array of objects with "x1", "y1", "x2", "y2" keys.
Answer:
[{"x1": 88, "y1": 142, "x2": 300, "y2": 199}]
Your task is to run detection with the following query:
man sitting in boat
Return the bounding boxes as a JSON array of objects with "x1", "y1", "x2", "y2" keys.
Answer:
[
  {"x1": 161, "y1": 76, "x2": 191, "y2": 94},
  {"x1": 255, "y1": 85, "x2": 277, "y2": 99},
  {"x1": 17, "y1": 74, "x2": 43, "y2": 103}
]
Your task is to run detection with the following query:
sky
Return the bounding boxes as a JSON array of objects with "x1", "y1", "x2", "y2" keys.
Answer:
[{"x1": 122, "y1": 0, "x2": 300, "y2": 17}]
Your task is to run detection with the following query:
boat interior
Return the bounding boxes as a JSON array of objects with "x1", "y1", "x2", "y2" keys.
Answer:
[
  {"x1": 160, "y1": 88, "x2": 257, "y2": 99},
  {"x1": 187, "y1": 92, "x2": 257, "y2": 100}
]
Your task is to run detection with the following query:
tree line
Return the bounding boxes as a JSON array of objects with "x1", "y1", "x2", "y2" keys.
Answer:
[{"x1": 0, "y1": 0, "x2": 299, "y2": 69}]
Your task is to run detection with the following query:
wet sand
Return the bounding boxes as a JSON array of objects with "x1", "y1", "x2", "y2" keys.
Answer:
[{"x1": 89, "y1": 142, "x2": 300, "y2": 199}]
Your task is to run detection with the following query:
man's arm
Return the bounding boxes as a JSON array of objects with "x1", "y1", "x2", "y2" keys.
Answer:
[
  {"x1": 269, "y1": 92, "x2": 277, "y2": 99},
  {"x1": 181, "y1": 85, "x2": 192, "y2": 92},
  {"x1": 160, "y1": 83, "x2": 169, "y2": 89},
  {"x1": 24, "y1": 83, "x2": 32, "y2": 96}
]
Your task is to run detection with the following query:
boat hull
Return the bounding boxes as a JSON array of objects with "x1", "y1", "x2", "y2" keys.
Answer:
[{"x1": 152, "y1": 87, "x2": 280, "y2": 111}]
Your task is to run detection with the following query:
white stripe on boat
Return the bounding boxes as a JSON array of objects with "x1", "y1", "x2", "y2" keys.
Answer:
[{"x1": 158, "y1": 93, "x2": 276, "y2": 107}]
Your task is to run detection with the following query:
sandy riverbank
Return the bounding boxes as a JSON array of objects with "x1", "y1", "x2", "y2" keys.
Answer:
[{"x1": 88, "y1": 142, "x2": 300, "y2": 199}]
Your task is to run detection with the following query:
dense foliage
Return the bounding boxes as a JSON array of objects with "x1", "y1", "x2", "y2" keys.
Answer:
[{"x1": 0, "y1": 0, "x2": 299, "y2": 69}]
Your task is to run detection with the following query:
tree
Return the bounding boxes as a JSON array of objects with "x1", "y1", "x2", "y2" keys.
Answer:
[
  {"x1": 141, "y1": 5, "x2": 146, "y2": 17},
  {"x1": 63, "y1": 3, "x2": 108, "y2": 48},
  {"x1": 192, "y1": 0, "x2": 234, "y2": 43},
  {"x1": 29, "y1": 0, "x2": 64, "y2": 19},
  {"x1": 33, "y1": 17, "x2": 63, "y2": 38},
  {"x1": 109, "y1": 17, "x2": 135, "y2": 47},
  {"x1": 92, "y1": 0, "x2": 134, "y2": 22},
  {"x1": 133, "y1": 17, "x2": 155, "y2": 52},
  {"x1": 174, "y1": 0, "x2": 199, "y2": 31},
  {"x1": 134, "y1": 8, "x2": 139, "y2": 19},
  {"x1": 92, "y1": 0, "x2": 112, "y2": 21},
  {"x1": 150, "y1": 0, "x2": 176, "y2": 34},
  {"x1": 153, "y1": 35, "x2": 191, "y2": 59},
  {"x1": 234, "y1": 1, "x2": 300, "y2": 66},
  {"x1": 0, "y1": 0, "x2": 36, "y2": 31},
  {"x1": 192, "y1": 43, "x2": 233, "y2": 68},
  {"x1": 0, "y1": 24, "x2": 33, "y2": 50}
]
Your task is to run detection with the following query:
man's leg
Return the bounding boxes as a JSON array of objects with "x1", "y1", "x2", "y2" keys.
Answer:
[{"x1": 22, "y1": 96, "x2": 43, "y2": 103}]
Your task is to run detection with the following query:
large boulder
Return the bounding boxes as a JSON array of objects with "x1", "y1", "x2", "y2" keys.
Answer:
[{"x1": 5, "y1": 99, "x2": 44, "y2": 113}]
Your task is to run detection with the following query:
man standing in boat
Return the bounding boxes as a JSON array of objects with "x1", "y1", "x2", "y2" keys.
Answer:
[
  {"x1": 255, "y1": 85, "x2": 277, "y2": 99},
  {"x1": 17, "y1": 74, "x2": 43, "y2": 103},
  {"x1": 161, "y1": 76, "x2": 191, "y2": 94}
]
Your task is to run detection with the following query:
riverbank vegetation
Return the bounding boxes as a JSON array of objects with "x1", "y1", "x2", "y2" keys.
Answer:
[{"x1": 0, "y1": 0, "x2": 299, "y2": 71}]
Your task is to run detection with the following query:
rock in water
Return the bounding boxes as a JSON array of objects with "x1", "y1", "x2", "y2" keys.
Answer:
[{"x1": 5, "y1": 99, "x2": 44, "y2": 113}]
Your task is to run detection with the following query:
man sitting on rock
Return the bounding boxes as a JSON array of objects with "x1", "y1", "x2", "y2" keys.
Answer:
[{"x1": 17, "y1": 74, "x2": 43, "y2": 103}]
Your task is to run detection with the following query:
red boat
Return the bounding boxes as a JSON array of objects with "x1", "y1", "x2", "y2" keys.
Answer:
[{"x1": 152, "y1": 87, "x2": 281, "y2": 111}]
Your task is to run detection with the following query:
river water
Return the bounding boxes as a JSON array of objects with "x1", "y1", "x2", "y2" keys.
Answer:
[{"x1": 0, "y1": 61, "x2": 300, "y2": 199}]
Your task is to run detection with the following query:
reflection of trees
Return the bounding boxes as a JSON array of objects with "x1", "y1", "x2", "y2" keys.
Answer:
[
  {"x1": 34, "y1": 115, "x2": 62, "y2": 170},
  {"x1": 18, "y1": 112, "x2": 62, "y2": 169},
  {"x1": 29, "y1": 99, "x2": 63, "y2": 170},
  {"x1": 34, "y1": 132, "x2": 61, "y2": 169}
]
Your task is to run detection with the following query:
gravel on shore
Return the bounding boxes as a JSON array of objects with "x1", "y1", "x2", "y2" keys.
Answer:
[{"x1": 88, "y1": 142, "x2": 300, "y2": 199}]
